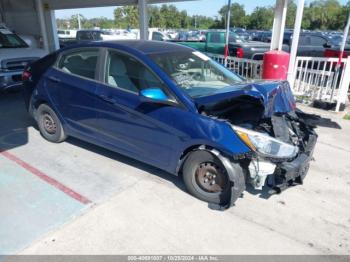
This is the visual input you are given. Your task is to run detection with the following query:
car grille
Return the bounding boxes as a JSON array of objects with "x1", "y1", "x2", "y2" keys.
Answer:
[{"x1": 1, "y1": 57, "x2": 39, "y2": 71}]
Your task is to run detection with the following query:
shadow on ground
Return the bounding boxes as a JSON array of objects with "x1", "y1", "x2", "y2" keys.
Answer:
[
  {"x1": 300, "y1": 111, "x2": 341, "y2": 129},
  {"x1": 66, "y1": 136, "x2": 187, "y2": 193},
  {"x1": 1, "y1": 91, "x2": 187, "y2": 198},
  {"x1": 0, "y1": 91, "x2": 33, "y2": 151}
]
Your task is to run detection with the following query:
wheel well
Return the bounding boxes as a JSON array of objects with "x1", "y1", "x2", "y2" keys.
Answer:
[
  {"x1": 177, "y1": 144, "x2": 217, "y2": 176},
  {"x1": 33, "y1": 99, "x2": 47, "y2": 109}
]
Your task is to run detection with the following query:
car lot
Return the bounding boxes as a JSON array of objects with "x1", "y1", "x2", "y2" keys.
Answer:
[{"x1": 1, "y1": 92, "x2": 350, "y2": 254}]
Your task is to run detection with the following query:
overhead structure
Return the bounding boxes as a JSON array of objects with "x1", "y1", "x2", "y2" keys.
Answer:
[{"x1": 0, "y1": 0, "x2": 194, "y2": 52}]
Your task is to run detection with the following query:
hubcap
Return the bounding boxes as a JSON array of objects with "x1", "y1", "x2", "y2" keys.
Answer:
[
  {"x1": 43, "y1": 113, "x2": 56, "y2": 134},
  {"x1": 195, "y1": 162, "x2": 227, "y2": 193}
]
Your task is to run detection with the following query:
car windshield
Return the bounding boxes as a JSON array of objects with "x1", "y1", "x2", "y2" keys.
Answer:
[
  {"x1": 0, "y1": 31, "x2": 28, "y2": 48},
  {"x1": 149, "y1": 51, "x2": 243, "y2": 98}
]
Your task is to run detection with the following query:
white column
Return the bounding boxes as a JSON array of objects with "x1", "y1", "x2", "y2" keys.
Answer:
[
  {"x1": 138, "y1": 0, "x2": 148, "y2": 40},
  {"x1": 36, "y1": 0, "x2": 49, "y2": 52},
  {"x1": 270, "y1": 0, "x2": 288, "y2": 51},
  {"x1": 287, "y1": 0, "x2": 305, "y2": 87},
  {"x1": 36, "y1": 0, "x2": 59, "y2": 52},
  {"x1": 45, "y1": 10, "x2": 59, "y2": 51}
]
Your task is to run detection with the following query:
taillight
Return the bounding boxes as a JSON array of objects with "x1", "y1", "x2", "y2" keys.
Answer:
[
  {"x1": 324, "y1": 49, "x2": 338, "y2": 58},
  {"x1": 236, "y1": 47, "x2": 244, "y2": 58},
  {"x1": 22, "y1": 70, "x2": 32, "y2": 81},
  {"x1": 324, "y1": 49, "x2": 350, "y2": 58}
]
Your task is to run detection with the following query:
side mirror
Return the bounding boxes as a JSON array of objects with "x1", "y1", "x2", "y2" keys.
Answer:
[
  {"x1": 323, "y1": 42, "x2": 332, "y2": 48},
  {"x1": 139, "y1": 88, "x2": 169, "y2": 102}
]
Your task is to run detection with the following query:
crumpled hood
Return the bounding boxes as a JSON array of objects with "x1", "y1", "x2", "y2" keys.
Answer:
[{"x1": 193, "y1": 80, "x2": 296, "y2": 117}]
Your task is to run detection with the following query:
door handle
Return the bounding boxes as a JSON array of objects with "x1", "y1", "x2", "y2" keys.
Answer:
[
  {"x1": 99, "y1": 94, "x2": 116, "y2": 104},
  {"x1": 48, "y1": 76, "x2": 61, "y2": 83}
]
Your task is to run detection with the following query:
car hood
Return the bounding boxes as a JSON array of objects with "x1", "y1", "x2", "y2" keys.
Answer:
[
  {"x1": 193, "y1": 81, "x2": 296, "y2": 118},
  {"x1": 0, "y1": 47, "x2": 47, "y2": 61}
]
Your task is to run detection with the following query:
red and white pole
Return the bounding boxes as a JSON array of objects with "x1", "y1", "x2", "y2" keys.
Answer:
[
  {"x1": 224, "y1": 0, "x2": 232, "y2": 66},
  {"x1": 338, "y1": 12, "x2": 350, "y2": 66}
]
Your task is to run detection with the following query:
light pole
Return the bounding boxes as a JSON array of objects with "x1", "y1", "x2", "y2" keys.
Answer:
[{"x1": 78, "y1": 13, "x2": 81, "y2": 29}]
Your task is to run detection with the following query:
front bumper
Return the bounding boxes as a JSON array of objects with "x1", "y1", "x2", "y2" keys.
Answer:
[
  {"x1": 0, "y1": 70, "x2": 24, "y2": 91},
  {"x1": 266, "y1": 132, "x2": 318, "y2": 193}
]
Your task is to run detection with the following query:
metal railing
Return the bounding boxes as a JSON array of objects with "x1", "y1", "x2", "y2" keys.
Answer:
[
  {"x1": 291, "y1": 56, "x2": 350, "y2": 111},
  {"x1": 207, "y1": 53, "x2": 263, "y2": 80},
  {"x1": 208, "y1": 53, "x2": 350, "y2": 112},
  {"x1": 292, "y1": 57, "x2": 344, "y2": 100}
]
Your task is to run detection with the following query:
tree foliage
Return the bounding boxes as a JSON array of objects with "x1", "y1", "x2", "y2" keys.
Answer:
[{"x1": 56, "y1": 1, "x2": 350, "y2": 31}]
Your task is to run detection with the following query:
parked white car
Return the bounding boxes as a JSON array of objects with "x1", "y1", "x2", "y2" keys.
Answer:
[
  {"x1": 57, "y1": 29, "x2": 77, "y2": 39},
  {"x1": 0, "y1": 26, "x2": 47, "y2": 91}
]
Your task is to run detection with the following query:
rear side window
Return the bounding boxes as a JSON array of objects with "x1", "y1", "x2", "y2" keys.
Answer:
[
  {"x1": 152, "y1": 32, "x2": 164, "y2": 41},
  {"x1": 57, "y1": 49, "x2": 98, "y2": 80},
  {"x1": 299, "y1": 36, "x2": 311, "y2": 45},
  {"x1": 311, "y1": 36, "x2": 327, "y2": 46},
  {"x1": 210, "y1": 33, "x2": 221, "y2": 43}
]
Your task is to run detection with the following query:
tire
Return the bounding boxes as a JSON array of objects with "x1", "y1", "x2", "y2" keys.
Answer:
[
  {"x1": 182, "y1": 150, "x2": 235, "y2": 205},
  {"x1": 37, "y1": 104, "x2": 66, "y2": 143}
]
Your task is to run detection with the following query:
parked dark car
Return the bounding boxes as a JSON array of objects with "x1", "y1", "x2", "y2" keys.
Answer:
[
  {"x1": 23, "y1": 41, "x2": 317, "y2": 209},
  {"x1": 178, "y1": 31, "x2": 272, "y2": 59},
  {"x1": 259, "y1": 31, "x2": 339, "y2": 57},
  {"x1": 59, "y1": 29, "x2": 113, "y2": 48}
]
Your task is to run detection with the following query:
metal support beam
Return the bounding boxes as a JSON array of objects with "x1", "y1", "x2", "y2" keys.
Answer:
[
  {"x1": 36, "y1": 0, "x2": 49, "y2": 52},
  {"x1": 287, "y1": 0, "x2": 305, "y2": 87},
  {"x1": 270, "y1": 0, "x2": 288, "y2": 51},
  {"x1": 36, "y1": 0, "x2": 59, "y2": 52},
  {"x1": 138, "y1": 0, "x2": 148, "y2": 40}
]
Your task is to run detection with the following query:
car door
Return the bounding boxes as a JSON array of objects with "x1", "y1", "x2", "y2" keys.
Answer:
[
  {"x1": 44, "y1": 48, "x2": 101, "y2": 137},
  {"x1": 94, "y1": 49, "x2": 183, "y2": 169},
  {"x1": 206, "y1": 32, "x2": 224, "y2": 54}
]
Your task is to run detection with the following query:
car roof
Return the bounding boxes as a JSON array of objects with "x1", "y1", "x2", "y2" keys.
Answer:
[{"x1": 93, "y1": 40, "x2": 193, "y2": 55}]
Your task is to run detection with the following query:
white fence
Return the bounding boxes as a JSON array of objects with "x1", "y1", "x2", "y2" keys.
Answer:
[
  {"x1": 209, "y1": 53, "x2": 350, "y2": 112},
  {"x1": 207, "y1": 53, "x2": 263, "y2": 80},
  {"x1": 291, "y1": 56, "x2": 350, "y2": 111}
]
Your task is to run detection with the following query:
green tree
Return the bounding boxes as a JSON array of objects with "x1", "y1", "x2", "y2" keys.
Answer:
[
  {"x1": 218, "y1": 3, "x2": 248, "y2": 28},
  {"x1": 286, "y1": 0, "x2": 297, "y2": 29},
  {"x1": 114, "y1": 6, "x2": 139, "y2": 28},
  {"x1": 248, "y1": 7, "x2": 274, "y2": 30}
]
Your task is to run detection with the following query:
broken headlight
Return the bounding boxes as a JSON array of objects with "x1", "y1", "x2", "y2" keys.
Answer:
[{"x1": 233, "y1": 126, "x2": 299, "y2": 159}]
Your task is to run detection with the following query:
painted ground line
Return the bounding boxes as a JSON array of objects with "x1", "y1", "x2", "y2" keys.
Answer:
[{"x1": 0, "y1": 149, "x2": 92, "y2": 205}]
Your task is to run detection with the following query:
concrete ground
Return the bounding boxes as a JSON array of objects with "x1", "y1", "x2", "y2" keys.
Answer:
[{"x1": 1, "y1": 92, "x2": 350, "y2": 255}]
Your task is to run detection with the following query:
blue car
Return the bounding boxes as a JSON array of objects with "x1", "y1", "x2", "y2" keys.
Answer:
[{"x1": 23, "y1": 41, "x2": 317, "y2": 209}]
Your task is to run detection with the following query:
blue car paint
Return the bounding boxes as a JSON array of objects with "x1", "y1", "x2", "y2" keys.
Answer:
[
  {"x1": 194, "y1": 81, "x2": 296, "y2": 118},
  {"x1": 31, "y1": 41, "x2": 296, "y2": 175}
]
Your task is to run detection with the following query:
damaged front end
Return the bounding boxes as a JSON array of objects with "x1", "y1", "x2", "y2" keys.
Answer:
[
  {"x1": 235, "y1": 111, "x2": 317, "y2": 194},
  {"x1": 195, "y1": 81, "x2": 318, "y2": 208}
]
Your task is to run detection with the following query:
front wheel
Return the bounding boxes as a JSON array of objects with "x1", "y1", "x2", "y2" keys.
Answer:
[
  {"x1": 37, "y1": 104, "x2": 66, "y2": 143},
  {"x1": 182, "y1": 150, "x2": 239, "y2": 205}
]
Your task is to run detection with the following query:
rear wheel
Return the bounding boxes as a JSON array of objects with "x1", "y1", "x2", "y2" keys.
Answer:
[
  {"x1": 182, "y1": 150, "x2": 232, "y2": 205},
  {"x1": 37, "y1": 104, "x2": 66, "y2": 143}
]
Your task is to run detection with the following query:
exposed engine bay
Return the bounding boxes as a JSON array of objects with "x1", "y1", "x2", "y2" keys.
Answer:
[{"x1": 199, "y1": 95, "x2": 318, "y2": 193}]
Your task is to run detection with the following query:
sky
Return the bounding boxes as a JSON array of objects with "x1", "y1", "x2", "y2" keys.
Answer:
[
  {"x1": 55, "y1": 0, "x2": 350, "y2": 19},
  {"x1": 55, "y1": 0, "x2": 276, "y2": 19}
]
